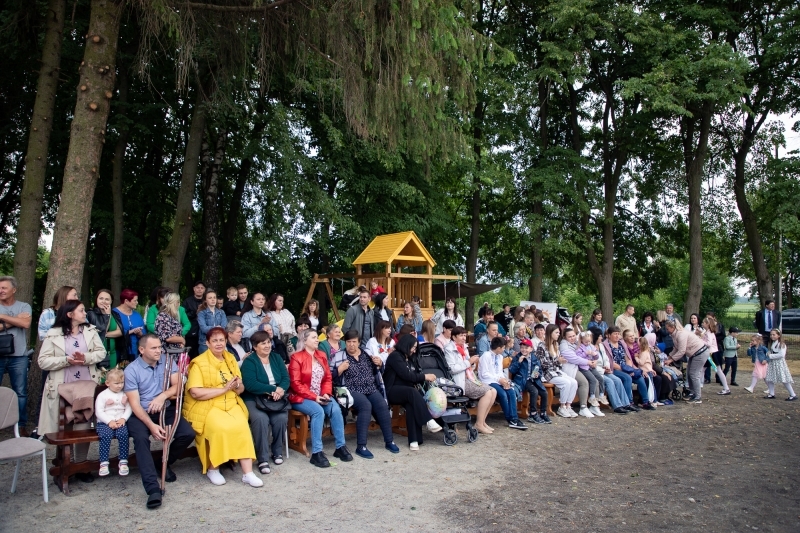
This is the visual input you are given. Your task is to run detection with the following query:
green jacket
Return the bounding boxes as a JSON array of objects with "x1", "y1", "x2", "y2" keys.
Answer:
[
  {"x1": 722, "y1": 335, "x2": 739, "y2": 358},
  {"x1": 146, "y1": 305, "x2": 190, "y2": 336},
  {"x1": 240, "y1": 350, "x2": 290, "y2": 402}
]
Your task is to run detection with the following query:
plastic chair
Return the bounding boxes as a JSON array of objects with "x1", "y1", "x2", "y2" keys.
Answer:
[{"x1": 0, "y1": 387, "x2": 49, "y2": 502}]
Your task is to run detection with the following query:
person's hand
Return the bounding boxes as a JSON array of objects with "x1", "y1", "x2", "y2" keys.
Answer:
[
  {"x1": 371, "y1": 356, "x2": 382, "y2": 366},
  {"x1": 261, "y1": 315, "x2": 271, "y2": 324},
  {"x1": 337, "y1": 361, "x2": 350, "y2": 373},
  {"x1": 147, "y1": 394, "x2": 166, "y2": 414},
  {"x1": 148, "y1": 422, "x2": 166, "y2": 441},
  {"x1": 558, "y1": 356, "x2": 566, "y2": 364},
  {"x1": 67, "y1": 355, "x2": 84, "y2": 366},
  {"x1": 424, "y1": 373, "x2": 436, "y2": 382},
  {"x1": 272, "y1": 387, "x2": 284, "y2": 400},
  {"x1": 108, "y1": 420, "x2": 117, "y2": 429},
  {"x1": 469, "y1": 355, "x2": 480, "y2": 365},
  {"x1": 612, "y1": 363, "x2": 621, "y2": 371},
  {"x1": 589, "y1": 361, "x2": 597, "y2": 368}
]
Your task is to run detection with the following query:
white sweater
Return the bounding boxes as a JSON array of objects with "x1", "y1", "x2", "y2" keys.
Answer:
[{"x1": 94, "y1": 388, "x2": 132, "y2": 425}]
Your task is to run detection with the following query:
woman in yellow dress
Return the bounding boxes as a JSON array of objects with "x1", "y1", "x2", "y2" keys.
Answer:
[{"x1": 183, "y1": 326, "x2": 263, "y2": 487}]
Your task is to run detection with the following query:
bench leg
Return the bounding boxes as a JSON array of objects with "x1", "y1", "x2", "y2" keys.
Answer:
[
  {"x1": 287, "y1": 410, "x2": 310, "y2": 457},
  {"x1": 60, "y1": 445, "x2": 71, "y2": 496}
]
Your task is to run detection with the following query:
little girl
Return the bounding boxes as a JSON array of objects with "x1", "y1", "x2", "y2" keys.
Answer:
[
  {"x1": 698, "y1": 317, "x2": 731, "y2": 396},
  {"x1": 95, "y1": 368, "x2": 132, "y2": 476},
  {"x1": 764, "y1": 329, "x2": 797, "y2": 400},
  {"x1": 744, "y1": 334, "x2": 769, "y2": 393},
  {"x1": 575, "y1": 331, "x2": 608, "y2": 407},
  {"x1": 636, "y1": 338, "x2": 663, "y2": 406}
]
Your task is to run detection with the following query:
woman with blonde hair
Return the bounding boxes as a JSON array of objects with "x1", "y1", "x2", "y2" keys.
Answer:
[
  {"x1": 155, "y1": 293, "x2": 185, "y2": 354},
  {"x1": 420, "y1": 319, "x2": 436, "y2": 344}
]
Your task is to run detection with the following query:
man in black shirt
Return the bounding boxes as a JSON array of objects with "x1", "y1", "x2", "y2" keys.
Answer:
[{"x1": 182, "y1": 280, "x2": 205, "y2": 357}]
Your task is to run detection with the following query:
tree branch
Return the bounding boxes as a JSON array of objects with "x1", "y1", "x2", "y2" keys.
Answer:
[{"x1": 182, "y1": 0, "x2": 299, "y2": 12}]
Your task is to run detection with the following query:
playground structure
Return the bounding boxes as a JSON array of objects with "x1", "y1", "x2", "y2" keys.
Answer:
[{"x1": 303, "y1": 231, "x2": 460, "y2": 321}]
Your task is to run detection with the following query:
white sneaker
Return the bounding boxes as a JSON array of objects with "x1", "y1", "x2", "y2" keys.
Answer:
[
  {"x1": 427, "y1": 419, "x2": 442, "y2": 433},
  {"x1": 568, "y1": 407, "x2": 579, "y2": 417},
  {"x1": 242, "y1": 472, "x2": 263, "y2": 488},
  {"x1": 207, "y1": 468, "x2": 226, "y2": 486},
  {"x1": 409, "y1": 441, "x2": 419, "y2": 451},
  {"x1": 598, "y1": 395, "x2": 609, "y2": 405},
  {"x1": 589, "y1": 405, "x2": 605, "y2": 417},
  {"x1": 557, "y1": 406, "x2": 571, "y2": 418},
  {"x1": 589, "y1": 398, "x2": 600, "y2": 407},
  {"x1": 744, "y1": 386, "x2": 753, "y2": 393},
  {"x1": 578, "y1": 407, "x2": 595, "y2": 418}
]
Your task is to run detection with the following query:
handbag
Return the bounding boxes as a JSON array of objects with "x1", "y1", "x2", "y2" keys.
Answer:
[
  {"x1": 254, "y1": 394, "x2": 289, "y2": 413},
  {"x1": 620, "y1": 363, "x2": 643, "y2": 379},
  {"x1": 0, "y1": 320, "x2": 15, "y2": 357}
]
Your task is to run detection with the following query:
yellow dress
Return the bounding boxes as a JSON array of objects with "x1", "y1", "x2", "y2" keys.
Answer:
[{"x1": 184, "y1": 351, "x2": 256, "y2": 473}]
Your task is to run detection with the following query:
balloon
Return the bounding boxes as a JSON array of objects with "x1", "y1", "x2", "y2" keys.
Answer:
[{"x1": 424, "y1": 387, "x2": 448, "y2": 418}]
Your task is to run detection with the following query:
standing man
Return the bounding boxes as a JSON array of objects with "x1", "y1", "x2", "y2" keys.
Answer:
[
  {"x1": 182, "y1": 280, "x2": 205, "y2": 357},
  {"x1": 342, "y1": 288, "x2": 374, "y2": 346},
  {"x1": 664, "y1": 303, "x2": 682, "y2": 327},
  {"x1": 0, "y1": 276, "x2": 32, "y2": 436},
  {"x1": 615, "y1": 304, "x2": 637, "y2": 337},
  {"x1": 755, "y1": 300, "x2": 781, "y2": 345},
  {"x1": 124, "y1": 334, "x2": 195, "y2": 509}
]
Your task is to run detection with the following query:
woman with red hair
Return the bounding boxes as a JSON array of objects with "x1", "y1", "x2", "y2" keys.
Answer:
[{"x1": 112, "y1": 288, "x2": 145, "y2": 362}]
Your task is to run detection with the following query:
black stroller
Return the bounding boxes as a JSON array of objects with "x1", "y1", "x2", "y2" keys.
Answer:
[{"x1": 416, "y1": 343, "x2": 478, "y2": 446}]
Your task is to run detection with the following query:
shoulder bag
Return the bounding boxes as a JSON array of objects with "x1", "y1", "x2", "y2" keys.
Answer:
[
  {"x1": 254, "y1": 394, "x2": 290, "y2": 413},
  {"x1": 0, "y1": 320, "x2": 15, "y2": 356}
]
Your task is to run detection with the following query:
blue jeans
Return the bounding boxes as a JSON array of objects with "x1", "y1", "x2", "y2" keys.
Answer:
[
  {"x1": 0, "y1": 356, "x2": 28, "y2": 425},
  {"x1": 630, "y1": 373, "x2": 650, "y2": 404},
  {"x1": 291, "y1": 399, "x2": 346, "y2": 454},
  {"x1": 612, "y1": 369, "x2": 633, "y2": 404},
  {"x1": 489, "y1": 383, "x2": 518, "y2": 421},
  {"x1": 602, "y1": 374, "x2": 627, "y2": 409}
]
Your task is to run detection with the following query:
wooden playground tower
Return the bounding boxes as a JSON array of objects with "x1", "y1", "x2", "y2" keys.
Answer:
[{"x1": 304, "y1": 231, "x2": 460, "y2": 321}]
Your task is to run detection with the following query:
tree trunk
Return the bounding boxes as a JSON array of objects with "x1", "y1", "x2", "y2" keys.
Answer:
[
  {"x1": 203, "y1": 127, "x2": 226, "y2": 291},
  {"x1": 465, "y1": 102, "x2": 485, "y2": 330},
  {"x1": 110, "y1": 67, "x2": 129, "y2": 304},
  {"x1": 529, "y1": 79, "x2": 548, "y2": 302},
  {"x1": 683, "y1": 105, "x2": 712, "y2": 321},
  {"x1": 13, "y1": 0, "x2": 66, "y2": 306},
  {"x1": 161, "y1": 89, "x2": 206, "y2": 289},
  {"x1": 42, "y1": 0, "x2": 124, "y2": 302}
]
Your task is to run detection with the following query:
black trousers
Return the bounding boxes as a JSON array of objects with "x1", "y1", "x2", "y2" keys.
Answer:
[
  {"x1": 386, "y1": 385, "x2": 431, "y2": 445},
  {"x1": 351, "y1": 390, "x2": 394, "y2": 446},
  {"x1": 723, "y1": 357, "x2": 737, "y2": 383},
  {"x1": 127, "y1": 405, "x2": 195, "y2": 496},
  {"x1": 524, "y1": 380, "x2": 549, "y2": 414}
]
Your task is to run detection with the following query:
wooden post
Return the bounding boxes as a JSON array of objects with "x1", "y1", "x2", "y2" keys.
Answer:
[
  {"x1": 427, "y1": 265, "x2": 433, "y2": 308},
  {"x1": 385, "y1": 262, "x2": 392, "y2": 308}
]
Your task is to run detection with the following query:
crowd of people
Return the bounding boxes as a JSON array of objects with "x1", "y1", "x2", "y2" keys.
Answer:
[{"x1": 0, "y1": 275, "x2": 796, "y2": 509}]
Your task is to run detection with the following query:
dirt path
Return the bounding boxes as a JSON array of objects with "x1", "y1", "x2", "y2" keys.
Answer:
[{"x1": 1, "y1": 377, "x2": 798, "y2": 533}]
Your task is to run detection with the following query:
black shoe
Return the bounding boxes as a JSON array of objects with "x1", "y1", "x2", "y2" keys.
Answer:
[
  {"x1": 146, "y1": 491, "x2": 162, "y2": 509},
  {"x1": 787, "y1": 396, "x2": 798, "y2": 402},
  {"x1": 508, "y1": 419, "x2": 528, "y2": 430},
  {"x1": 763, "y1": 395, "x2": 776, "y2": 399},
  {"x1": 333, "y1": 446, "x2": 353, "y2": 462},
  {"x1": 731, "y1": 382, "x2": 739, "y2": 386},
  {"x1": 527, "y1": 413, "x2": 546, "y2": 424},
  {"x1": 627, "y1": 404, "x2": 641, "y2": 412},
  {"x1": 641, "y1": 403, "x2": 656, "y2": 411},
  {"x1": 539, "y1": 413, "x2": 552, "y2": 424},
  {"x1": 165, "y1": 467, "x2": 176, "y2": 483},
  {"x1": 613, "y1": 407, "x2": 629, "y2": 414},
  {"x1": 76, "y1": 472, "x2": 94, "y2": 483},
  {"x1": 310, "y1": 452, "x2": 330, "y2": 468}
]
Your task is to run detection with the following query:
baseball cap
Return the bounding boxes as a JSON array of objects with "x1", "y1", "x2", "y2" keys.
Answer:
[{"x1": 520, "y1": 338, "x2": 533, "y2": 347}]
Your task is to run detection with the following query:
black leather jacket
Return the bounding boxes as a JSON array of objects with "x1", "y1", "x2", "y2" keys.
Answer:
[{"x1": 86, "y1": 307, "x2": 111, "y2": 367}]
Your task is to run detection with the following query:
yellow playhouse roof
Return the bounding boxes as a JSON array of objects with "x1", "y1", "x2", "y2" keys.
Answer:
[{"x1": 352, "y1": 231, "x2": 436, "y2": 267}]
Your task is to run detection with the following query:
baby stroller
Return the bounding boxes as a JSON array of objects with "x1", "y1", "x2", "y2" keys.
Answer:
[
  {"x1": 667, "y1": 357, "x2": 691, "y2": 401},
  {"x1": 416, "y1": 343, "x2": 478, "y2": 446}
]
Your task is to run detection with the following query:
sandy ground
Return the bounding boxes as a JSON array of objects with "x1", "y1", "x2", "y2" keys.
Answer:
[{"x1": 1, "y1": 359, "x2": 799, "y2": 533}]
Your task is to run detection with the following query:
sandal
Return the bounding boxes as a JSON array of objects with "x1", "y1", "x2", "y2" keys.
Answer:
[
  {"x1": 119, "y1": 461, "x2": 129, "y2": 476},
  {"x1": 271, "y1": 455, "x2": 284, "y2": 465},
  {"x1": 258, "y1": 462, "x2": 271, "y2": 474}
]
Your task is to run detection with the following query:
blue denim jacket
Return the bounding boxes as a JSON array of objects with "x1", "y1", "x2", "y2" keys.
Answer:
[
  {"x1": 508, "y1": 351, "x2": 544, "y2": 390},
  {"x1": 747, "y1": 345, "x2": 769, "y2": 364}
]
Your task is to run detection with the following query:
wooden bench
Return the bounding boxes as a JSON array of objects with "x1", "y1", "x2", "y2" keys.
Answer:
[
  {"x1": 44, "y1": 385, "x2": 196, "y2": 495},
  {"x1": 287, "y1": 405, "x2": 408, "y2": 457}
]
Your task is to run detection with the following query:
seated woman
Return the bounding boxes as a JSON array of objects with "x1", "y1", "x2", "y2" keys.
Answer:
[
  {"x1": 445, "y1": 326, "x2": 498, "y2": 433},
  {"x1": 266, "y1": 292, "x2": 296, "y2": 341},
  {"x1": 289, "y1": 329, "x2": 351, "y2": 468},
  {"x1": 396, "y1": 302, "x2": 423, "y2": 335},
  {"x1": 588, "y1": 327, "x2": 632, "y2": 414},
  {"x1": 197, "y1": 290, "x2": 228, "y2": 354},
  {"x1": 38, "y1": 300, "x2": 106, "y2": 477},
  {"x1": 538, "y1": 324, "x2": 579, "y2": 418},
  {"x1": 479, "y1": 337, "x2": 527, "y2": 430},
  {"x1": 289, "y1": 317, "x2": 312, "y2": 352},
  {"x1": 241, "y1": 330, "x2": 290, "y2": 474},
  {"x1": 365, "y1": 320, "x2": 395, "y2": 364},
  {"x1": 329, "y1": 330, "x2": 400, "y2": 458},
  {"x1": 154, "y1": 293, "x2": 186, "y2": 354},
  {"x1": 225, "y1": 320, "x2": 248, "y2": 363},
  {"x1": 420, "y1": 319, "x2": 436, "y2": 344},
  {"x1": 318, "y1": 323, "x2": 345, "y2": 361},
  {"x1": 602, "y1": 327, "x2": 651, "y2": 410},
  {"x1": 586, "y1": 308, "x2": 608, "y2": 335},
  {"x1": 383, "y1": 335, "x2": 439, "y2": 450},
  {"x1": 261, "y1": 323, "x2": 290, "y2": 364},
  {"x1": 182, "y1": 327, "x2": 263, "y2": 487}
]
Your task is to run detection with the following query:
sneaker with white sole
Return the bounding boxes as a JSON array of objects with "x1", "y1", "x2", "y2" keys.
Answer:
[
  {"x1": 588, "y1": 405, "x2": 605, "y2": 417},
  {"x1": 409, "y1": 441, "x2": 419, "y2": 451},
  {"x1": 427, "y1": 419, "x2": 443, "y2": 433},
  {"x1": 598, "y1": 395, "x2": 609, "y2": 405},
  {"x1": 119, "y1": 461, "x2": 129, "y2": 476},
  {"x1": 568, "y1": 408, "x2": 579, "y2": 417},
  {"x1": 744, "y1": 386, "x2": 753, "y2": 393},
  {"x1": 589, "y1": 398, "x2": 600, "y2": 407},
  {"x1": 207, "y1": 468, "x2": 226, "y2": 485},
  {"x1": 557, "y1": 406, "x2": 572, "y2": 418},
  {"x1": 242, "y1": 472, "x2": 264, "y2": 488},
  {"x1": 99, "y1": 463, "x2": 110, "y2": 477},
  {"x1": 508, "y1": 419, "x2": 528, "y2": 430},
  {"x1": 578, "y1": 407, "x2": 595, "y2": 418}
]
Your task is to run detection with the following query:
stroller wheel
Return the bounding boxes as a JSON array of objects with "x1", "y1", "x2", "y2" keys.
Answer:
[
  {"x1": 670, "y1": 389, "x2": 682, "y2": 401},
  {"x1": 443, "y1": 429, "x2": 458, "y2": 446},
  {"x1": 467, "y1": 426, "x2": 478, "y2": 443}
]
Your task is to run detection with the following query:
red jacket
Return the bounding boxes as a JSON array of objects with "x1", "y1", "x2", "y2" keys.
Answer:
[{"x1": 288, "y1": 348, "x2": 332, "y2": 404}]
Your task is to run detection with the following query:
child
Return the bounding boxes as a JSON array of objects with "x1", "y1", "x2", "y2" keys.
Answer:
[
  {"x1": 369, "y1": 280, "x2": 386, "y2": 297},
  {"x1": 745, "y1": 334, "x2": 769, "y2": 393},
  {"x1": 508, "y1": 338, "x2": 552, "y2": 425},
  {"x1": 637, "y1": 337, "x2": 663, "y2": 406},
  {"x1": 722, "y1": 327, "x2": 741, "y2": 386},
  {"x1": 222, "y1": 286, "x2": 240, "y2": 317},
  {"x1": 764, "y1": 329, "x2": 797, "y2": 400},
  {"x1": 479, "y1": 336, "x2": 528, "y2": 429},
  {"x1": 698, "y1": 317, "x2": 731, "y2": 396},
  {"x1": 94, "y1": 368, "x2": 132, "y2": 476},
  {"x1": 575, "y1": 331, "x2": 608, "y2": 409}
]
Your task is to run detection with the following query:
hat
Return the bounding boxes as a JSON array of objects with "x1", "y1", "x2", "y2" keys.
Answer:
[
  {"x1": 192, "y1": 280, "x2": 206, "y2": 288},
  {"x1": 729, "y1": 326, "x2": 741, "y2": 333},
  {"x1": 520, "y1": 338, "x2": 533, "y2": 347}
]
